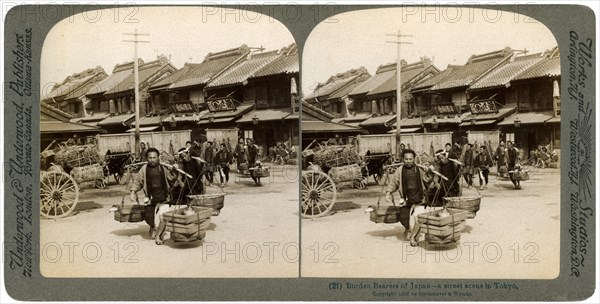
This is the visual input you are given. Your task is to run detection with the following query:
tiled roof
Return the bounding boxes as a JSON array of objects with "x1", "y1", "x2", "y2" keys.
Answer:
[
  {"x1": 126, "y1": 126, "x2": 160, "y2": 132},
  {"x1": 97, "y1": 113, "x2": 136, "y2": 127},
  {"x1": 329, "y1": 77, "x2": 369, "y2": 100},
  {"x1": 462, "y1": 105, "x2": 517, "y2": 122},
  {"x1": 412, "y1": 65, "x2": 459, "y2": 91},
  {"x1": 367, "y1": 65, "x2": 432, "y2": 96},
  {"x1": 469, "y1": 53, "x2": 544, "y2": 90},
  {"x1": 332, "y1": 113, "x2": 372, "y2": 124},
  {"x1": 65, "y1": 75, "x2": 106, "y2": 100},
  {"x1": 40, "y1": 101, "x2": 73, "y2": 122},
  {"x1": 197, "y1": 103, "x2": 254, "y2": 122},
  {"x1": 305, "y1": 67, "x2": 370, "y2": 100},
  {"x1": 41, "y1": 121, "x2": 103, "y2": 134},
  {"x1": 130, "y1": 115, "x2": 164, "y2": 127},
  {"x1": 105, "y1": 62, "x2": 170, "y2": 95},
  {"x1": 432, "y1": 48, "x2": 512, "y2": 91},
  {"x1": 301, "y1": 100, "x2": 334, "y2": 120},
  {"x1": 368, "y1": 59, "x2": 438, "y2": 96},
  {"x1": 349, "y1": 63, "x2": 396, "y2": 96},
  {"x1": 252, "y1": 53, "x2": 299, "y2": 78},
  {"x1": 207, "y1": 50, "x2": 281, "y2": 88},
  {"x1": 162, "y1": 110, "x2": 208, "y2": 123},
  {"x1": 423, "y1": 112, "x2": 470, "y2": 124},
  {"x1": 237, "y1": 108, "x2": 292, "y2": 123},
  {"x1": 85, "y1": 68, "x2": 132, "y2": 96},
  {"x1": 70, "y1": 112, "x2": 110, "y2": 124},
  {"x1": 170, "y1": 46, "x2": 250, "y2": 89},
  {"x1": 390, "y1": 116, "x2": 427, "y2": 128},
  {"x1": 302, "y1": 120, "x2": 364, "y2": 133},
  {"x1": 497, "y1": 111, "x2": 554, "y2": 126},
  {"x1": 150, "y1": 64, "x2": 197, "y2": 90},
  {"x1": 45, "y1": 67, "x2": 107, "y2": 100},
  {"x1": 513, "y1": 56, "x2": 561, "y2": 81},
  {"x1": 359, "y1": 114, "x2": 396, "y2": 127}
]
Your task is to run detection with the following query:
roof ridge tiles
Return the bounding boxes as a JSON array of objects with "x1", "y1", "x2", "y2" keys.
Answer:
[
  {"x1": 468, "y1": 47, "x2": 512, "y2": 63},
  {"x1": 204, "y1": 45, "x2": 250, "y2": 62}
]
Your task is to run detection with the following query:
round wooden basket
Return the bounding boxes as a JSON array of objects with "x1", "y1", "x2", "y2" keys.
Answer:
[
  {"x1": 188, "y1": 193, "x2": 225, "y2": 216},
  {"x1": 443, "y1": 196, "x2": 482, "y2": 219}
]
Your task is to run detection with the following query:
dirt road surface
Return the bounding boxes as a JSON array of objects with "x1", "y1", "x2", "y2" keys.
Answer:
[
  {"x1": 301, "y1": 168, "x2": 560, "y2": 279},
  {"x1": 41, "y1": 164, "x2": 300, "y2": 278}
]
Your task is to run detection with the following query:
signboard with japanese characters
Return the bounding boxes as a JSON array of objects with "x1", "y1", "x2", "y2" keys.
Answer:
[
  {"x1": 171, "y1": 100, "x2": 197, "y2": 113},
  {"x1": 207, "y1": 98, "x2": 237, "y2": 112},
  {"x1": 468, "y1": 99, "x2": 498, "y2": 114},
  {"x1": 434, "y1": 104, "x2": 458, "y2": 115}
]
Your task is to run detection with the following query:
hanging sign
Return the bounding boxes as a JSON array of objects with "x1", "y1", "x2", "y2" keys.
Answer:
[
  {"x1": 468, "y1": 99, "x2": 498, "y2": 114},
  {"x1": 434, "y1": 103, "x2": 458, "y2": 115},
  {"x1": 207, "y1": 98, "x2": 237, "y2": 112}
]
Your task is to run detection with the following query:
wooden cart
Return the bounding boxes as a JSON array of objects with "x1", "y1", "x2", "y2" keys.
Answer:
[
  {"x1": 301, "y1": 145, "x2": 366, "y2": 219},
  {"x1": 40, "y1": 170, "x2": 79, "y2": 219}
]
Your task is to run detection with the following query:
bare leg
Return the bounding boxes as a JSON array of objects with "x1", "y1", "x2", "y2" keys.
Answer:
[
  {"x1": 155, "y1": 220, "x2": 166, "y2": 245},
  {"x1": 409, "y1": 222, "x2": 421, "y2": 246}
]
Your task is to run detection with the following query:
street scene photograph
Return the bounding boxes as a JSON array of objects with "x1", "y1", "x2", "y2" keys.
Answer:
[
  {"x1": 300, "y1": 7, "x2": 561, "y2": 278},
  {"x1": 39, "y1": 6, "x2": 300, "y2": 277}
]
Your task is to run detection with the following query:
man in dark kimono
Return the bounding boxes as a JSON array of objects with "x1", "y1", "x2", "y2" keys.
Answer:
[
  {"x1": 507, "y1": 141, "x2": 521, "y2": 189},
  {"x1": 246, "y1": 138, "x2": 261, "y2": 186}
]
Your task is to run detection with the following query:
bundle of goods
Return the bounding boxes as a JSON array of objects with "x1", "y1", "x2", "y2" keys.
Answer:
[
  {"x1": 252, "y1": 165, "x2": 270, "y2": 177},
  {"x1": 286, "y1": 158, "x2": 298, "y2": 165},
  {"x1": 417, "y1": 208, "x2": 468, "y2": 244},
  {"x1": 70, "y1": 163, "x2": 104, "y2": 184},
  {"x1": 47, "y1": 164, "x2": 64, "y2": 173},
  {"x1": 415, "y1": 152, "x2": 435, "y2": 166},
  {"x1": 41, "y1": 149, "x2": 56, "y2": 159},
  {"x1": 369, "y1": 204, "x2": 405, "y2": 224},
  {"x1": 55, "y1": 144, "x2": 101, "y2": 168},
  {"x1": 112, "y1": 200, "x2": 145, "y2": 223},
  {"x1": 328, "y1": 163, "x2": 362, "y2": 183},
  {"x1": 498, "y1": 166, "x2": 509, "y2": 176},
  {"x1": 78, "y1": 181, "x2": 98, "y2": 190},
  {"x1": 162, "y1": 206, "x2": 212, "y2": 242},
  {"x1": 443, "y1": 196, "x2": 482, "y2": 219},
  {"x1": 313, "y1": 145, "x2": 362, "y2": 168},
  {"x1": 159, "y1": 151, "x2": 176, "y2": 165},
  {"x1": 237, "y1": 162, "x2": 249, "y2": 171},
  {"x1": 188, "y1": 193, "x2": 225, "y2": 216}
]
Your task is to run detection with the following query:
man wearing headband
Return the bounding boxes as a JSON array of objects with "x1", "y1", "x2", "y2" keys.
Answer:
[{"x1": 435, "y1": 148, "x2": 460, "y2": 197}]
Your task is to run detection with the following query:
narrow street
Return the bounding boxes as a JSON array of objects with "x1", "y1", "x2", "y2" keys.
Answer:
[
  {"x1": 40, "y1": 164, "x2": 299, "y2": 278},
  {"x1": 301, "y1": 167, "x2": 560, "y2": 279}
]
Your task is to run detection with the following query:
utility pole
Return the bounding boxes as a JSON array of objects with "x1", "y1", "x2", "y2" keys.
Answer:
[
  {"x1": 123, "y1": 29, "x2": 150, "y2": 160},
  {"x1": 386, "y1": 30, "x2": 412, "y2": 159}
]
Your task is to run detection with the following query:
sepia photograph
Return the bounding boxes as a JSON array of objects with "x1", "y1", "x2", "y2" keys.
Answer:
[
  {"x1": 39, "y1": 6, "x2": 300, "y2": 277},
  {"x1": 300, "y1": 7, "x2": 561, "y2": 278}
]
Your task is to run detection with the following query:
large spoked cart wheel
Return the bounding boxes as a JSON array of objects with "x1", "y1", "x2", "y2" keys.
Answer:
[
  {"x1": 40, "y1": 171, "x2": 79, "y2": 219},
  {"x1": 301, "y1": 170, "x2": 337, "y2": 218}
]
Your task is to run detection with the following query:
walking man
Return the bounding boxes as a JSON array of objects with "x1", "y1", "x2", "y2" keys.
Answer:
[
  {"x1": 246, "y1": 138, "x2": 261, "y2": 186},
  {"x1": 507, "y1": 141, "x2": 521, "y2": 189},
  {"x1": 215, "y1": 143, "x2": 232, "y2": 187},
  {"x1": 474, "y1": 146, "x2": 494, "y2": 190},
  {"x1": 177, "y1": 147, "x2": 205, "y2": 197},
  {"x1": 495, "y1": 140, "x2": 507, "y2": 175},
  {"x1": 462, "y1": 143, "x2": 475, "y2": 188},
  {"x1": 435, "y1": 149, "x2": 460, "y2": 197},
  {"x1": 385, "y1": 149, "x2": 436, "y2": 245},
  {"x1": 203, "y1": 141, "x2": 215, "y2": 186},
  {"x1": 129, "y1": 148, "x2": 180, "y2": 245}
]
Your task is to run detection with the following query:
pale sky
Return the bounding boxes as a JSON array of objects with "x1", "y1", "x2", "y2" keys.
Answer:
[
  {"x1": 41, "y1": 6, "x2": 295, "y2": 95},
  {"x1": 302, "y1": 7, "x2": 558, "y2": 94}
]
